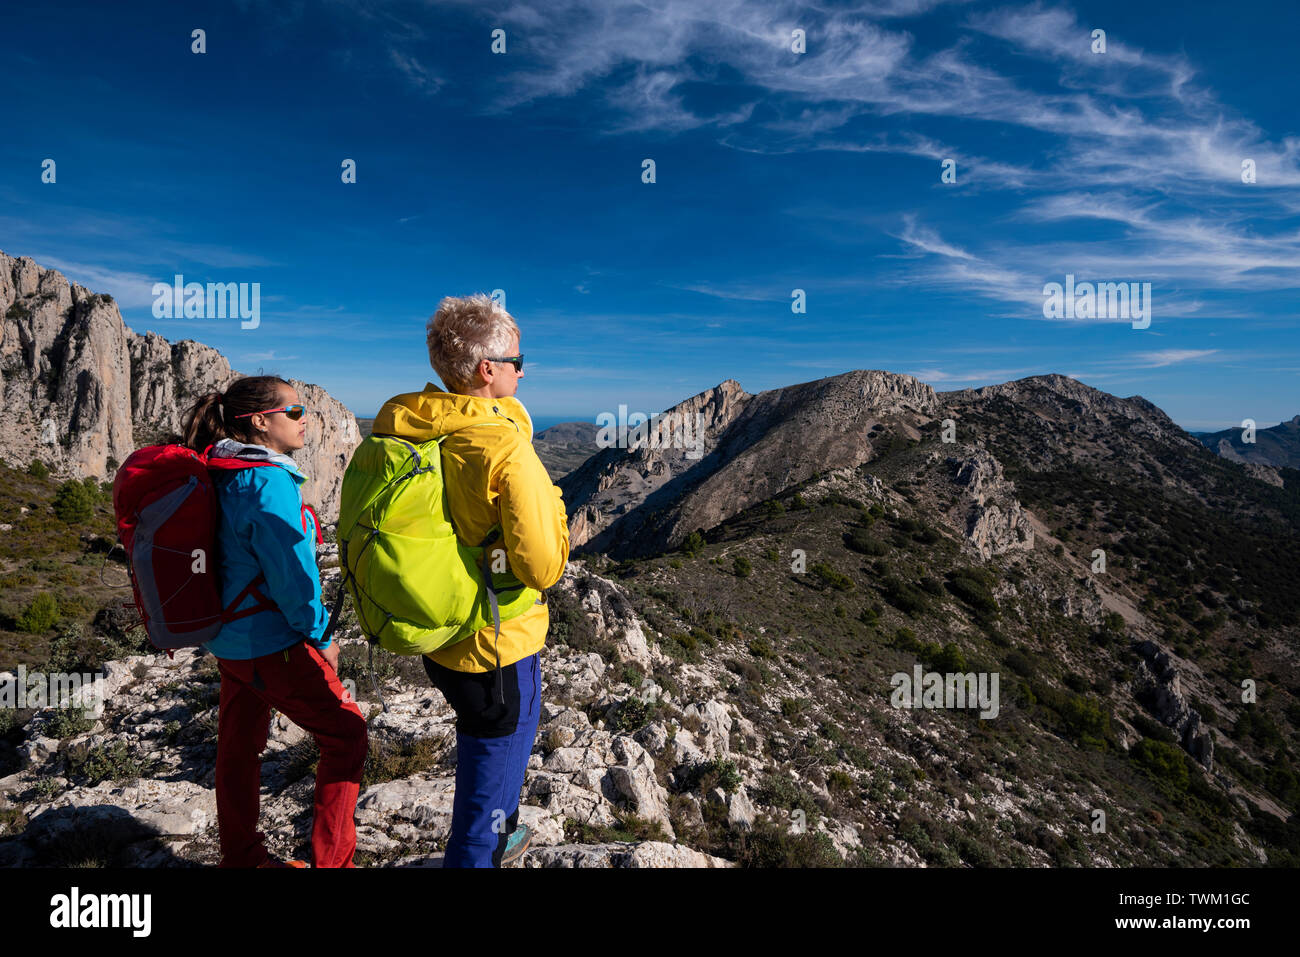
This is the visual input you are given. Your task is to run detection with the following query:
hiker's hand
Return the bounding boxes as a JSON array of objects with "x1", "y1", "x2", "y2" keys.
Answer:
[{"x1": 320, "y1": 641, "x2": 340, "y2": 672}]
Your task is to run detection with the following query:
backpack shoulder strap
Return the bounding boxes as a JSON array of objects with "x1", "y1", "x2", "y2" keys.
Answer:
[{"x1": 301, "y1": 503, "x2": 323, "y2": 544}]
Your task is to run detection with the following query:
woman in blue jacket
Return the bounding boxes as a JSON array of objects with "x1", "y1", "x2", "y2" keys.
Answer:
[{"x1": 181, "y1": 374, "x2": 367, "y2": 868}]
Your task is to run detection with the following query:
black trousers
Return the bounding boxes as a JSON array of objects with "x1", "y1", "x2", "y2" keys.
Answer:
[{"x1": 422, "y1": 655, "x2": 525, "y2": 738}]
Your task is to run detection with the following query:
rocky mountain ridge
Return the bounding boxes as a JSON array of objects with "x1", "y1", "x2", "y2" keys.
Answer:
[
  {"x1": 0, "y1": 252, "x2": 360, "y2": 520},
  {"x1": 563, "y1": 370, "x2": 938, "y2": 558}
]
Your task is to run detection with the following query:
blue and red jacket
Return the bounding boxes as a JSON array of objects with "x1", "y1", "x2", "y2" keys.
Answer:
[{"x1": 203, "y1": 439, "x2": 330, "y2": 660}]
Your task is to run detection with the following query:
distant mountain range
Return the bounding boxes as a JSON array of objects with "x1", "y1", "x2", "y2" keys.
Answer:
[{"x1": 1192, "y1": 416, "x2": 1300, "y2": 471}]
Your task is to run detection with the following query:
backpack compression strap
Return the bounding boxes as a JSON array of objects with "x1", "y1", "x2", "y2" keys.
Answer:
[{"x1": 221, "y1": 573, "x2": 279, "y2": 623}]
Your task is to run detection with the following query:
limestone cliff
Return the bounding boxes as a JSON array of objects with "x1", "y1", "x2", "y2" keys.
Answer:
[{"x1": 0, "y1": 252, "x2": 359, "y2": 520}]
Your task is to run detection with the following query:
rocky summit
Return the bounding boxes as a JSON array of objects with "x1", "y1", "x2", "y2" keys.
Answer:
[{"x1": 562, "y1": 370, "x2": 938, "y2": 558}]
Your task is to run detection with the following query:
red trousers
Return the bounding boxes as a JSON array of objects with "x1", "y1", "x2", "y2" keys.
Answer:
[{"x1": 215, "y1": 641, "x2": 368, "y2": 868}]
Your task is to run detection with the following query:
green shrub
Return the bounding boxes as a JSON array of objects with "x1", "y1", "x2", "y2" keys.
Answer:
[
  {"x1": 892, "y1": 626, "x2": 921, "y2": 652},
  {"x1": 69, "y1": 742, "x2": 156, "y2": 786},
  {"x1": 752, "y1": 772, "x2": 819, "y2": 816},
  {"x1": 46, "y1": 708, "x2": 95, "y2": 739},
  {"x1": 946, "y1": 569, "x2": 1000, "y2": 622},
  {"x1": 362, "y1": 735, "x2": 443, "y2": 788},
  {"x1": 748, "y1": 637, "x2": 774, "y2": 659},
  {"x1": 764, "y1": 500, "x2": 786, "y2": 517},
  {"x1": 880, "y1": 576, "x2": 928, "y2": 616},
  {"x1": 681, "y1": 531, "x2": 706, "y2": 558},
  {"x1": 921, "y1": 642, "x2": 968, "y2": 673},
  {"x1": 733, "y1": 555, "x2": 752, "y2": 578},
  {"x1": 53, "y1": 480, "x2": 95, "y2": 523},
  {"x1": 0, "y1": 806, "x2": 28, "y2": 839},
  {"x1": 913, "y1": 526, "x2": 941, "y2": 545},
  {"x1": 811, "y1": 562, "x2": 853, "y2": 591},
  {"x1": 845, "y1": 526, "x2": 887, "y2": 555},
  {"x1": 608, "y1": 696, "x2": 657, "y2": 733},
  {"x1": 1131, "y1": 713, "x2": 1177, "y2": 744},
  {"x1": 733, "y1": 820, "x2": 844, "y2": 868},
  {"x1": 565, "y1": 811, "x2": 669, "y2": 845},
  {"x1": 1132, "y1": 738, "x2": 1189, "y2": 792},
  {"x1": 1101, "y1": 612, "x2": 1127, "y2": 636},
  {"x1": 1003, "y1": 649, "x2": 1037, "y2": 677},
  {"x1": 17, "y1": 592, "x2": 59, "y2": 633},
  {"x1": 725, "y1": 658, "x2": 763, "y2": 684},
  {"x1": 27, "y1": 460, "x2": 49, "y2": 479},
  {"x1": 1049, "y1": 691, "x2": 1112, "y2": 745},
  {"x1": 683, "y1": 756, "x2": 743, "y2": 794}
]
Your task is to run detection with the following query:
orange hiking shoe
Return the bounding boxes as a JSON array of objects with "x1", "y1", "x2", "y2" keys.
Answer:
[{"x1": 258, "y1": 858, "x2": 310, "y2": 868}]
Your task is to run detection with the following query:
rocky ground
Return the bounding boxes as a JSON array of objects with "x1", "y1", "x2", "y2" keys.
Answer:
[{"x1": 0, "y1": 560, "x2": 846, "y2": 868}]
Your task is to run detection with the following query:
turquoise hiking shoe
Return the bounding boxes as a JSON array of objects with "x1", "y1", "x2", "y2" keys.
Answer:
[{"x1": 501, "y1": 825, "x2": 531, "y2": 866}]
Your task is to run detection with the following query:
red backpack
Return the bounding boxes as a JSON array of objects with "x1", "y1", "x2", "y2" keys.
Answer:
[{"x1": 112, "y1": 443, "x2": 323, "y2": 653}]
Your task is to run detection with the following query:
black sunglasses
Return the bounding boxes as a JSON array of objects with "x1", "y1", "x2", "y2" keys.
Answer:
[{"x1": 484, "y1": 354, "x2": 524, "y2": 372}]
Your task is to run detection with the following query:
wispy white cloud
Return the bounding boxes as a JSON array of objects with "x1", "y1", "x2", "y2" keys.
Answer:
[
  {"x1": 36, "y1": 258, "x2": 159, "y2": 309},
  {"x1": 367, "y1": 0, "x2": 1300, "y2": 309},
  {"x1": 664, "y1": 279, "x2": 783, "y2": 302},
  {"x1": 1130, "y1": 349, "x2": 1220, "y2": 367},
  {"x1": 241, "y1": 350, "x2": 302, "y2": 362},
  {"x1": 389, "y1": 49, "x2": 444, "y2": 95},
  {"x1": 905, "y1": 366, "x2": 1039, "y2": 383},
  {"x1": 895, "y1": 215, "x2": 976, "y2": 260}
]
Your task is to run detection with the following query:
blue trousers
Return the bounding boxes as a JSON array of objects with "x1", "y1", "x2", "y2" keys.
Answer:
[{"x1": 423, "y1": 652, "x2": 540, "y2": 867}]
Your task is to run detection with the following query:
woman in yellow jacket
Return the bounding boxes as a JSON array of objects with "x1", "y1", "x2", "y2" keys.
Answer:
[{"x1": 371, "y1": 294, "x2": 569, "y2": 867}]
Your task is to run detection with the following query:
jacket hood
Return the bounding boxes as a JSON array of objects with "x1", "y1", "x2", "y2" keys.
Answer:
[
  {"x1": 209, "y1": 438, "x2": 308, "y2": 483},
  {"x1": 372, "y1": 383, "x2": 533, "y2": 443}
]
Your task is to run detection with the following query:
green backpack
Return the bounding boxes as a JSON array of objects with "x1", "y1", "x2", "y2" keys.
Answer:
[{"x1": 327, "y1": 434, "x2": 538, "y2": 700}]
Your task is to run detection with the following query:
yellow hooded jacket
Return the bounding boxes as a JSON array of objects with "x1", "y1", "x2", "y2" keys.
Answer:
[{"x1": 371, "y1": 384, "x2": 570, "y2": 673}]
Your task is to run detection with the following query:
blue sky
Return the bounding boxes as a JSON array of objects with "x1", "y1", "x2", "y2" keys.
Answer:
[{"x1": 2, "y1": 0, "x2": 1298, "y2": 431}]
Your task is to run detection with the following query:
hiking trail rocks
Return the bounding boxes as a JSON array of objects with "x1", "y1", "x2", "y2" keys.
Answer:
[{"x1": 0, "y1": 565, "x2": 787, "y2": 867}]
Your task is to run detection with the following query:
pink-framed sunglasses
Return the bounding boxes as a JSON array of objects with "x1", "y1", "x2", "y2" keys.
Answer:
[{"x1": 233, "y1": 404, "x2": 307, "y2": 421}]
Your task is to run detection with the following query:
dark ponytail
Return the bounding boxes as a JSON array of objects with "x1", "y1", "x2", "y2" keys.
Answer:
[{"x1": 181, "y1": 375, "x2": 292, "y2": 452}]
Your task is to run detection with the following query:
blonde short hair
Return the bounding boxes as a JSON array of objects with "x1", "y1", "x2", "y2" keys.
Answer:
[{"x1": 426, "y1": 293, "x2": 519, "y2": 394}]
